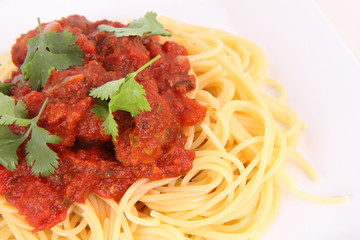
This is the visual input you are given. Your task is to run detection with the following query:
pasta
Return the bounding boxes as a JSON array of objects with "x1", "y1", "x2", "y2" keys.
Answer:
[{"x1": 0, "y1": 17, "x2": 347, "y2": 240}]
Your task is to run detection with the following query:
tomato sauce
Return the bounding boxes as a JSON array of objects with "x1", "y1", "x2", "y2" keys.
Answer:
[{"x1": 0, "y1": 15, "x2": 206, "y2": 231}]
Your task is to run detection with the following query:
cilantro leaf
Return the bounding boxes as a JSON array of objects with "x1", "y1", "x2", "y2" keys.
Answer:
[
  {"x1": 0, "y1": 83, "x2": 15, "y2": 95},
  {"x1": 0, "y1": 114, "x2": 32, "y2": 127},
  {"x1": 110, "y1": 78, "x2": 151, "y2": 117},
  {"x1": 98, "y1": 12, "x2": 171, "y2": 38},
  {"x1": 89, "y1": 78, "x2": 125, "y2": 101},
  {"x1": 0, "y1": 93, "x2": 30, "y2": 126},
  {"x1": 25, "y1": 124, "x2": 62, "y2": 176},
  {"x1": 0, "y1": 94, "x2": 63, "y2": 176},
  {"x1": 90, "y1": 55, "x2": 160, "y2": 140},
  {"x1": 92, "y1": 100, "x2": 118, "y2": 139},
  {"x1": 20, "y1": 18, "x2": 84, "y2": 90},
  {"x1": 0, "y1": 126, "x2": 27, "y2": 170}
]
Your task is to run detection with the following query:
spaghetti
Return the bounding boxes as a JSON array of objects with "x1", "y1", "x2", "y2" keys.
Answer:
[{"x1": 0, "y1": 16, "x2": 347, "y2": 240}]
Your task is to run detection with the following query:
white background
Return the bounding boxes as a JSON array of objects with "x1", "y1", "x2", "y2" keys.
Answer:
[
  {"x1": 0, "y1": 0, "x2": 359, "y2": 239},
  {"x1": 316, "y1": 0, "x2": 360, "y2": 62}
]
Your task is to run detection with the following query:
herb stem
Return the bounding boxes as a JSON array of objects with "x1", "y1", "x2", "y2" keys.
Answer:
[
  {"x1": 134, "y1": 55, "x2": 161, "y2": 76},
  {"x1": 34, "y1": 98, "x2": 49, "y2": 122},
  {"x1": 37, "y1": 17, "x2": 43, "y2": 33}
]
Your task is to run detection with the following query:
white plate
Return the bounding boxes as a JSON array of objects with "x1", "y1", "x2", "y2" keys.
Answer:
[{"x1": 1, "y1": 0, "x2": 359, "y2": 239}]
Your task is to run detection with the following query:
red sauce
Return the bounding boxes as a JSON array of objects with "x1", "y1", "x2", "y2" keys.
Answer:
[{"x1": 0, "y1": 15, "x2": 206, "y2": 231}]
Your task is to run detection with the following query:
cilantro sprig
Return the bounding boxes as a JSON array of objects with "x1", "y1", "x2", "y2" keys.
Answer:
[
  {"x1": 90, "y1": 55, "x2": 160, "y2": 140},
  {"x1": 98, "y1": 12, "x2": 171, "y2": 38},
  {"x1": 0, "y1": 93, "x2": 62, "y2": 176},
  {"x1": 21, "y1": 18, "x2": 84, "y2": 90},
  {"x1": 0, "y1": 83, "x2": 15, "y2": 95}
]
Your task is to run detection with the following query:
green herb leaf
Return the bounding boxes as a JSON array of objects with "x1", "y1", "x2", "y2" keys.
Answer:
[
  {"x1": 20, "y1": 18, "x2": 84, "y2": 90},
  {"x1": 0, "y1": 94, "x2": 63, "y2": 176},
  {"x1": 0, "y1": 126, "x2": 27, "y2": 170},
  {"x1": 25, "y1": 124, "x2": 62, "y2": 176},
  {"x1": 90, "y1": 55, "x2": 160, "y2": 140},
  {"x1": 110, "y1": 78, "x2": 151, "y2": 117},
  {"x1": 89, "y1": 78, "x2": 125, "y2": 101},
  {"x1": 0, "y1": 83, "x2": 15, "y2": 95},
  {"x1": 92, "y1": 100, "x2": 118, "y2": 139},
  {"x1": 0, "y1": 93, "x2": 30, "y2": 126},
  {"x1": 98, "y1": 12, "x2": 172, "y2": 38}
]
